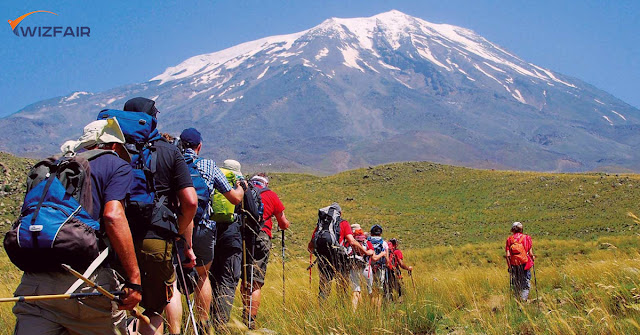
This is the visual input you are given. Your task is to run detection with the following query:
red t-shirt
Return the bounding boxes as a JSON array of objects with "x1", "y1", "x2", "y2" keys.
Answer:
[
  {"x1": 505, "y1": 233, "x2": 533, "y2": 270},
  {"x1": 258, "y1": 188, "x2": 285, "y2": 238},
  {"x1": 388, "y1": 248, "x2": 404, "y2": 268},
  {"x1": 308, "y1": 220, "x2": 353, "y2": 251}
]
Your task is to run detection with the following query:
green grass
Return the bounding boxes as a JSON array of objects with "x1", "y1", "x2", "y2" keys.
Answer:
[{"x1": 0, "y1": 153, "x2": 639, "y2": 334}]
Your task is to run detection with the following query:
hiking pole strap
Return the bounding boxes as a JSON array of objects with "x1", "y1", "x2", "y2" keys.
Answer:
[{"x1": 61, "y1": 264, "x2": 152, "y2": 328}]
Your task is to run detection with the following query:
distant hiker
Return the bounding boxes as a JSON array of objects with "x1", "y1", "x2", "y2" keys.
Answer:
[
  {"x1": 505, "y1": 221, "x2": 536, "y2": 301},
  {"x1": 165, "y1": 129, "x2": 244, "y2": 334},
  {"x1": 240, "y1": 173, "x2": 290, "y2": 329},
  {"x1": 208, "y1": 159, "x2": 247, "y2": 328},
  {"x1": 368, "y1": 224, "x2": 389, "y2": 306},
  {"x1": 7, "y1": 118, "x2": 142, "y2": 334},
  {"x1": 308, "y1": 203, "x2": 370, "y2": 302},
  {"x1": 347, "y1": 223, "x2": 381, "y2": 310},
  {"x1": 99, "y1": 97, "x2": 198, "y2": 335},
  {"x1": 386, "y1": 238, "x2": 413, "y2": 300}
]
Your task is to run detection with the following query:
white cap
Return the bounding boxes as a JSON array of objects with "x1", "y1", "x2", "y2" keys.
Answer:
[
  {"x1": 512, "y1": 221, "x2": 523, "y2": 229},
  {"x1": 221, "y1": 159, "x2": 242, "y2": 177},
  {"x1": 60, "y1": 117, "x2": 131, "y2": 162}
]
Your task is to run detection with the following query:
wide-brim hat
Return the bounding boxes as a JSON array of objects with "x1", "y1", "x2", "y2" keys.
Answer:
[
  {"x1": 222, "y1": 159, "x2": 243, "y2": 177},
  {"x1": 351, "y1": 223, "x2": 361, "y2": 231},
  {"x1": 60, "y1": 118, "x2": 131, "y2": 162}
]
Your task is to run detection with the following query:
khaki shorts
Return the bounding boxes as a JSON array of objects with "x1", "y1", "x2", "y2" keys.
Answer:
[
  {"x1": 13, "y1": 268, "x2": 126, "y2": 335},
  {"x1": 136, "y1": 238, "x2": 175, "y2": 315}
]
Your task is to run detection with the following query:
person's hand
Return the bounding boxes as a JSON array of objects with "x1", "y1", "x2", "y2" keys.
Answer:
[
  {"x1": 408, "y1": 266, "x2": 413, "y2": 275},
  {"x1": 236, "y1": 179, "x2": 248, "y2": 191},
  {"x1": 118, "y1": 287, "x2": 142, "y2": 311},
  {"x1": 182, "y1": 246, "x2": 196, "y2": 269}
]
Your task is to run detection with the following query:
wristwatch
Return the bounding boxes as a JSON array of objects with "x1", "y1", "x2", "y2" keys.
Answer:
[{"x1": 124, "y1": 281, "x2": 143, "y2": 293}]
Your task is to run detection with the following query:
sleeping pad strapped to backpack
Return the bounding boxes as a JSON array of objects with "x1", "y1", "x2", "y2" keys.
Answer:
[
  {"x1": 97, "y1": 109, "x2": 178, "y2": 239},
  {"x1": 312, "y1": 203, "x2": 347, "y2": 267},
  {"x1": 4, "y1": 150, "x2": 115, "y2": 272}
]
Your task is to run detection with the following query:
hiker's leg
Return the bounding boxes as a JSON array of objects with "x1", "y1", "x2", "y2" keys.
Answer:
[
  {"x1": 521, "y1": 269, "x2": 532, "y2": 301},
  {"x1": 163, "y1": 281, "x2": 182, "y2": 335},
  {"x1": 136, "y1": 239, "x2": 175, "y2": 335},
  {"x1": 243, "y1": 230, "x2": 271, "y2": 323},
  {"x1": 195, "y1": 263, "x2": 213, "y2": 325},
  {"x1": 212, "y1": 250, "x2": 241, "y2": 325},
  {"x1": 363, "y1": 264, "x2": 373, "y2": 295},
  {"x1": 318, "y1": 260, "x2": 334, "y2": 300}
]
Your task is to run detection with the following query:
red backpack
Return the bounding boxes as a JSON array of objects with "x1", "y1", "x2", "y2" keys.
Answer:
[{"x1": 508, "y1": 235, "x2": 528, "y2": 266}]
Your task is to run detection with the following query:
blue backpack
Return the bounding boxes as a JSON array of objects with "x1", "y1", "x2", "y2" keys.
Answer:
[
  {"x1": 368, "y1": 236, "x2": 387, "y2": 271},
  {"x1": 97, "y1": 109, "x2": 178, "y2": 238},
  {"x1": 184, "y1": 155, "x2": 213, "y2": 227},
  {"x1": 4, "y1": 150, "x2": 114, "y2": 272}
]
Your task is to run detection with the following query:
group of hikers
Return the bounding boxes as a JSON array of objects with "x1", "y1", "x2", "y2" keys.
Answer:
[
  {"x1": 307, "y1": 203, "x2": 414, "y2": 310},
  {"x1": 1, "y1": 95, "x2": 536, "y2": 334},
  {"x1": 3, "y1": 97, "x2": 292, "y2": 334}
]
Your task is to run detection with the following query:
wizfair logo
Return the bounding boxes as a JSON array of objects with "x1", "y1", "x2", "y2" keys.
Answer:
[{"x1": 8, "y1": 11, "x2": 90, "y2": 37}]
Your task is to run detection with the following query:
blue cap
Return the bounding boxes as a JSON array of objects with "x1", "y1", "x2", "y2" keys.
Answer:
[{"x1": 180, "y1": 128, "x2": 202, "y2": 146}]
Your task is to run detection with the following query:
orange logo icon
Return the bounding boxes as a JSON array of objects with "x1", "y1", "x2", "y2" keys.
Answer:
[{"x1": 8, "y1": 10, "x2": 57, "y2": 32}]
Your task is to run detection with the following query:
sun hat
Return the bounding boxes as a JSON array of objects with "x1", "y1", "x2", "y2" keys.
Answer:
[
  {"x1": 350, "y1": 223, "x2": 362, "y2": 231},
  {"x1": 250, "y1": 175, "x2": 269, "y2": 187},
  {"x1": 512, "y1": 221, "x2": 523, "y2": 229},
  {"x1": 60, "y1": 118, "x2": 131, "y2": 162},
  {"x1": 221, "y1": 159, "x2": 243, "y2": 177}
]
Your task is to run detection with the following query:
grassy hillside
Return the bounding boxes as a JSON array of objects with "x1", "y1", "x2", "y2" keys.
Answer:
[
  {"x1": 266, "y1": 162, "x2": 640, "y2": 254},
  {"x1": 0, "y1": 153, "x2": 638, "y2": 334}
]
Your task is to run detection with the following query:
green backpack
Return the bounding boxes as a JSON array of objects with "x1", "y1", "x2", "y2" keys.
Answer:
[{"x1": 210, "y1": 168, "x2": 237, "y2": 224}]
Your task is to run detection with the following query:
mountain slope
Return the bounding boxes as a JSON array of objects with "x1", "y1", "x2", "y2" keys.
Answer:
[{"x1": 1, "y1": 10, "x2": 639, "y2": 173}]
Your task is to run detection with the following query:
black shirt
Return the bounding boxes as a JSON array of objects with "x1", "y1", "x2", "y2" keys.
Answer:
[{"x1": 145, "y1": 140, "x2": 193, "y2": 239}]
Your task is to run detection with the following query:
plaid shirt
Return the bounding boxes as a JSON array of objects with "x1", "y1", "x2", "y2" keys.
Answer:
[{"x1": 184, "y1": 148, "x2": 232, "y2": 195}]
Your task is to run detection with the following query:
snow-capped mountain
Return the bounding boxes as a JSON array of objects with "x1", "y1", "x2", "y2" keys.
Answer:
[{"x1": 1, "y1": 10, "x2": 639, "y2": 173}]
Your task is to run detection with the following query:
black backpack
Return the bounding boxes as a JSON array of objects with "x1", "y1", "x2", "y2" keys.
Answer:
[
  {"x1": 238, "y1": 181, "x2": 265, "y2": 237},
  {"x1": 312, "y1": 203, "x2": 347, "y2": 263}
]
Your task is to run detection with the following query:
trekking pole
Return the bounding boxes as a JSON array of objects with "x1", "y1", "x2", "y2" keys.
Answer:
[
  {"x1": 0, "y1": 291, "x2": 124, "y2": 303},
  {"x1": 533, "y1": 263, "x2": 540, "y2": 307},
  {"x1": 61, "y1": 264, "x2": 153, "y2": 330},
  {"x1": 308, "y1": 253, "x2": 313, "y2": 286},
  {"x1": 281, "y1": 229, "x2": 286, "y2": 305},
  {"x1": 248, "y1": 226, "x2": 256, "y2": 328},
  {"x1": 409, "y1": 271, "x2": 417, "y2": 295},
  {"x1": 177, "y1": 264, "x2": 199, "y2": 335}
]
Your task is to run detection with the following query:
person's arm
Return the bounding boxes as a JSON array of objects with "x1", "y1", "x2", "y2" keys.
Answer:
[
  {"x1": 274, "y1": 210, "x2": 290, "y2": 230},
  {"x1": 307, "y1": 227, "x2": 318, "y2": 253},
  {"x1": 398, "y1": 258, "x2": 413, "y2": 272},
  {"x1": 222, "y1": 183, "x2": 244, "y2": 205},
  {"x1": 505, "y1": 238, "x2": 512, "y2": 270},
  {"x1": 345, "y1": 234, "x2": 368, "y2": 255},
  {"x1": 177, "y1": 186, "x2": 198, "y2": 268},
  {"x1": 103, "y1": 200, "x2": 141, "y2": 310},
  {"x1": 371, "y1": 249, "x2": 387, "y2": 262}
]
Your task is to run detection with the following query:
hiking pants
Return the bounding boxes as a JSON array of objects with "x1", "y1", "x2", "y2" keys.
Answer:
[
  {"x1": 210, "y1": 220, "x2": 242, "y2": 325},
  {"x1": 318, "y1": 256, "x2": 348, "y2": 300},
  {"x1": 510, "y1": 264, "x2": 531, "y2": 301}
]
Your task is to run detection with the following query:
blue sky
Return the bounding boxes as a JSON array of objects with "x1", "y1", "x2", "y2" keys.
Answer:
[{"x1": 1, "y1": 0, "x2": 638, "y2": 117}]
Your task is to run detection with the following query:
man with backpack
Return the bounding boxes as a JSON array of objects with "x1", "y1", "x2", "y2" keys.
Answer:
[
  {"x1": 209, "y1": 159, "x2": 246, "y2": 328},
  {"x1": 348, "y1": 223, "x2": 388, "y2": 310},
  {"x1": 8, "y1": 118, "x2": 142, "y2": 334},
  {"x1": 368, "y1": 224, "x2": 389, "y2": 305},
  {"x1": 308, "y1": 203, "x2": 370, "y2": 302},
  {"x1": 386, "y1": 238, "x2": 413, "y2": 301},
  {"x1": 241, "y1": 173, "x2": 290, "y2": 329},
  {"x1": 99, "y1": 97, "x2": 199, "y2": 335},
  {"x1": 165, "y1": 130, "x2": 245, "y2": 334},
  {"x1": 505, "y1": 221, "x2": 536, "y2": 301}
]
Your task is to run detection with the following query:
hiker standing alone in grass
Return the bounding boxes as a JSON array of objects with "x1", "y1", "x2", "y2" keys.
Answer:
[{"x1": 505, "y1": 221, "x2": 536, "y2": 301}]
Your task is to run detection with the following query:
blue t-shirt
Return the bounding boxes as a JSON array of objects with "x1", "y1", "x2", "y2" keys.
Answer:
[{"x1": 88, "y1": 153, "x2": 133, "y2": 221}]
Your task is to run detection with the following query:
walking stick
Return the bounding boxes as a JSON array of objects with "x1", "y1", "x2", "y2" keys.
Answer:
[
  {"x1": 533, "y1": 263, "x2": 540, "y2": 306},
  {"x1": 0, "y1": 291, "x2": 124, "y2": 303},
  {"x1": 61, "y1": 264, "x2": 153, "y2": 330},
  {"x1": 281, "y1": 229, "x2": 286, "y2": 305},
  {"x1": 309, "y1": 253, "x2": 313, "y2": 286},
  {"x1": 176, "y1": 263, "x2": 199, "y2": 335},
  {"x1": 409, "y1": 271, "x2": 417, "y2": 295}
]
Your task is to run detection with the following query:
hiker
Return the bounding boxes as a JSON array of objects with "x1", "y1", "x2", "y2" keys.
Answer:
[
  {"x1": 348, "y1": 223, "x2": 385, "y2": 310},
  {"x1": 241, "y1": 173, "x2": 290, "y2": 329},
  {"x1": 386, "y1": 238, "x2": 413, "y2": 300},
  {"x1": 308, "y1": 203, "x2": 370, "y2": 302},
  {"x1": 165, "y1": 130, "x2": 245, "y2": 334},
  {"x1": 8, "y1": 118, "x2": 142, "y2": 334},
  {"x1": 106, "y1": 97, "x2": 198, "y2": 335},
  {"x1": 505, "y1": 221, "x2": 536, "y2": 301},
  {"x1": 209, "y1": 159, "x2": 247, "y2": 328},
  {"x1": 368, "y1": 224, "x2": 389, "y2": 306}
]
